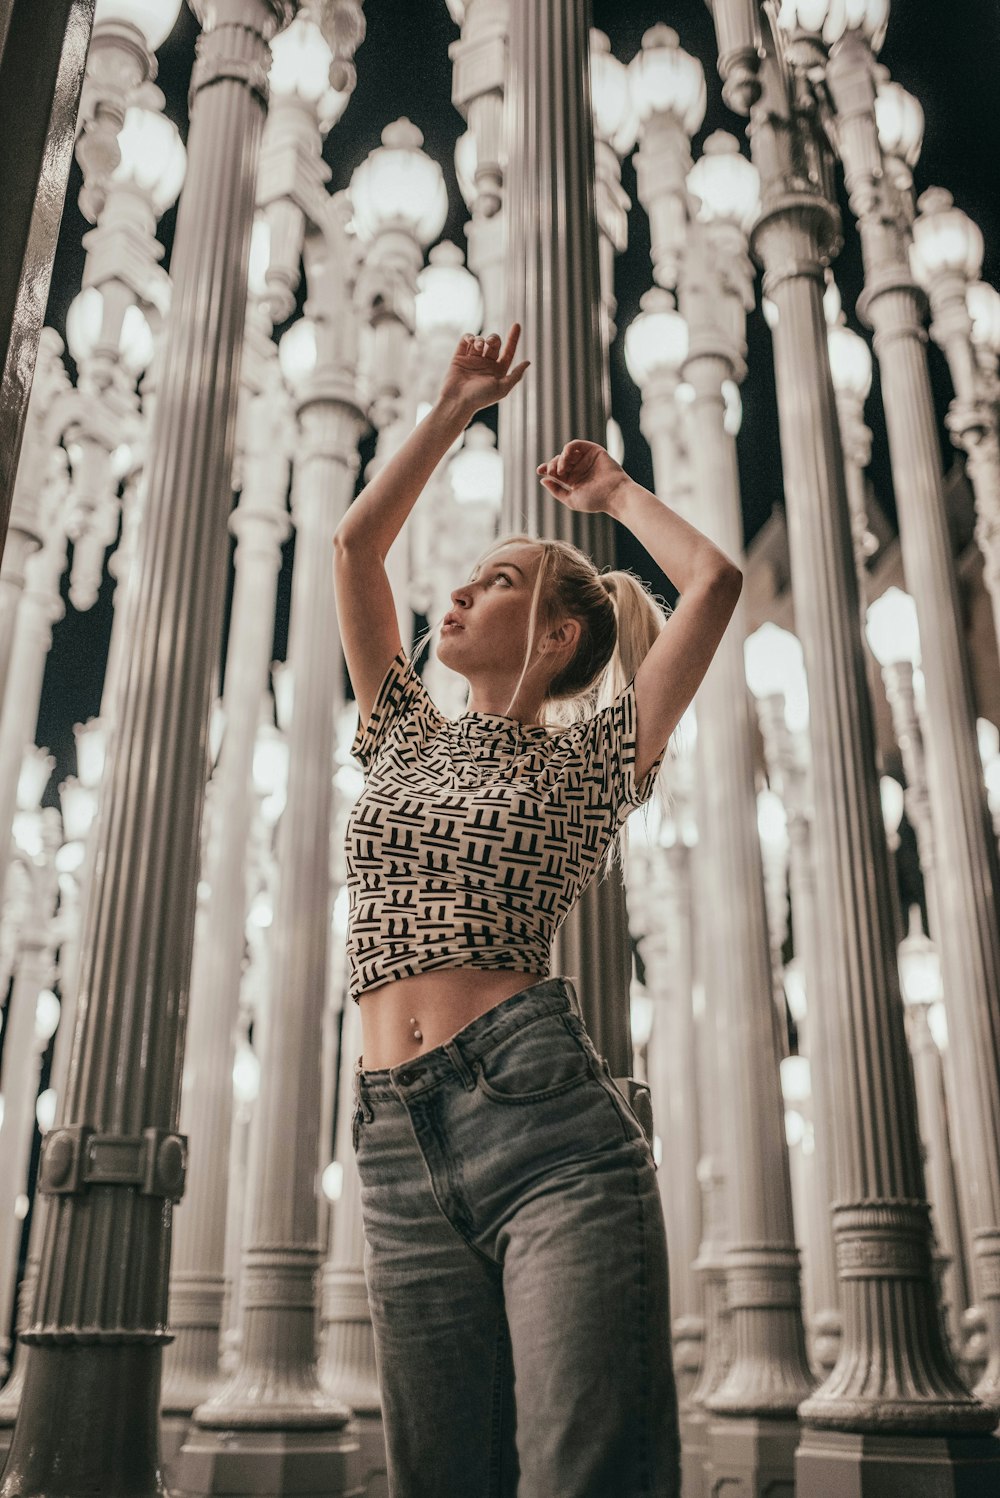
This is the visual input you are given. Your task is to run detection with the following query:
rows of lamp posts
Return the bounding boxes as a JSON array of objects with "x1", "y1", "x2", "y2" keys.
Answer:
[
  {"x1": 0, "y1": 0, "x2": 510, "y2": 1425},
  {"x1": 0, "y1": 0, "x2": 999, "y2": 1446},
  {"x1": 610, "y1": 0, "x2": 1000, "y2": 1413}
]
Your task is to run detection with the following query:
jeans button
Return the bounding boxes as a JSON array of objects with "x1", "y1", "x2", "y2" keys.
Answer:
[{"x1": 397, "y1": 1070, "x2": 413, "y2": 1085}]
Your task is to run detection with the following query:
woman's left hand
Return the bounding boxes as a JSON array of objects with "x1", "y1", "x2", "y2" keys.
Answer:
[{"x1": 536, "y1": 441, "x2": 629, "y2": 514}]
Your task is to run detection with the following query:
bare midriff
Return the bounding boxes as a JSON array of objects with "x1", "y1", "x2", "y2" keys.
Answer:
[{"x1": 358, "y1": 967, "x2": 550, "y2": 1071}]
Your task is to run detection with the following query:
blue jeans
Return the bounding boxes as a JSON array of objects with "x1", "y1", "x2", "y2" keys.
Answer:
[{"x1": 352, "y1": 975, "x2": 681, "y2": 1498}]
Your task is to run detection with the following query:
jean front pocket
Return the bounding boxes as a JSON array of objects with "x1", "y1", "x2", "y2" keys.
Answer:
[{"x1": 475, "y1": 1013, "x2": 593, "y2": 1105}]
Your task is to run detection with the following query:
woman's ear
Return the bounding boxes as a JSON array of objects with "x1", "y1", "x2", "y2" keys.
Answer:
[{"x1": 549, "y1": 617, "x2": 582, "y2": 653}]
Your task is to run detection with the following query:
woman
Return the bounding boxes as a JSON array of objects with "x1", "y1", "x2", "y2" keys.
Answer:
[{"x1": 333, "y1": 325, "x2": 742, "y2": 1498}]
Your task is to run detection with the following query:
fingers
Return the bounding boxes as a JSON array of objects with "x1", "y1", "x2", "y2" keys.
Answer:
[
  {"x1": 500, "y1": 359, "x2": 530, "y2": 393},
  {"x1": 497, "y1": 322, "x2": 522, "y2": 372}
]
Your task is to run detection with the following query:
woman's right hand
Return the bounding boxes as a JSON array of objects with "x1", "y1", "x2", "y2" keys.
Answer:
[{"x1": 437, "y1": 323, "x2": 530, "y2": 415}]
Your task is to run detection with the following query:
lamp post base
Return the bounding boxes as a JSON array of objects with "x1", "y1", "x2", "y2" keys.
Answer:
[
  {"x1": 169, "y1": 1426, "x2": 364, "y2": 1498},
  {"x1": 707, "y1": 1414, "x2": 800, "y2": 1498},
  {"x1": 0, "y1": 1343, "x2": 165, "y2": 1498},
  {"x1": 795, "y1": 1428, "x2": 1000, "y2": 1497}
]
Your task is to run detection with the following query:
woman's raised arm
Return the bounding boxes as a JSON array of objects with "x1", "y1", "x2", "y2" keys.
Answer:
[{"x1": 334, "y1": 325, "x2": 529, "y2": 728}]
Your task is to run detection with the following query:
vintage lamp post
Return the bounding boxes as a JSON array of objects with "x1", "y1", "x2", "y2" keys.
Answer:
[
  {"x1": 911, "y1": 188, "x2": 1000, "y2": 662},
  {"x1": 75, "y1": 0, "x2": 184, "y2": 220}
]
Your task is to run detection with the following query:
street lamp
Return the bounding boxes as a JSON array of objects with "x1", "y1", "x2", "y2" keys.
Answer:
[
  {"x1": 111, "y1": 100, "x2": 187, "y2": 216},
  {"x1": 628, "y1": 26, "x2": 706, "y2": 292}
]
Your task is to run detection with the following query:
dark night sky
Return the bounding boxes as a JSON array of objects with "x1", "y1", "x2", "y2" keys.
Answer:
[{"x1": 35, "y1": 0, "x2": 1000, "y2": 797}]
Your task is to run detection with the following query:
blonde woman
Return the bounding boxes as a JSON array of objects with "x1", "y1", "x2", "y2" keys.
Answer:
[{"x1": 334, "y1": 325, "x2": 742, "y2": 1498}]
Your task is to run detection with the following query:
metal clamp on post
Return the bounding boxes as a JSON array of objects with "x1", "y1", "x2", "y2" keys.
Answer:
[{"x1": 38, "y1": 1125, "x2": 188, "y2": 1201}]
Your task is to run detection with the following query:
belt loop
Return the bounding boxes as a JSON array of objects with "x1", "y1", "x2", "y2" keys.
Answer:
[{"x1": 443, "y1": 1040, "x2": 477, "y2": 1091}]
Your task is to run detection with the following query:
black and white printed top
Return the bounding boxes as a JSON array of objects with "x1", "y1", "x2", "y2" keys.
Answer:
[{"x1": 344, "y1": 648, "x2": 666, "y2": 1004}]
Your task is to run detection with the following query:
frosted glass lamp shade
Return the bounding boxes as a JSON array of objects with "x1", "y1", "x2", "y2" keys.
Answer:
[
  {"x1": 865, "y1": 587, "x2": 921, "y2": 667},
  {"x1": 449, "y1": 425, "x2": 503, "y2": 509},
  {"x1": 875, "y1": 76, "x2": 924, "y2": 166},
  {"x1": 911, "y1": 189, "x2": 984, "y2": 289},
  {"x1": 35, "y1": 990, "x2": 61, "y2": 1044},
  {"x1": 268, "y1": 16, "x2": 350, "y2": 131},
  {"x1": 967, "y1": 281, "x2": 1000, "y2": 356},
  {"x1": 590, "y1": 30, "x2": 639, "y2": 154},
  {"x1": 687, "y1": 133, "x2": 760, "y2": 231},
  {"x1": 66, "y1": 288, "x2": 153, "y2": 375},
  {"x1": 827, "y1": 322, "x2": 872, "y2": 400},
  {"x1": 627, "y1": 25, "x2": 706, "y2": 135},
  {"x1": 416, "y1": 243, "x2": 483, "y2": 337},
  {"x1": 349, "y1": 119, "x2": 449, "y2": 247},
  {"x1": 94, "y1": 0, "x2": 182, "y2": 49},
  {"x1": 880, "y1": 775, "x2": 904, "y2": 836},
  {"x1": 112, "y1": 105, "x2": 187, "y2": 213},
  {"x1": 623, "y1": 289, "x2": 688, "y2": 388},
  {"x1": 278, "y1": 318, "x2": 319, "y2": 391},
  {"x1": 744, "y1": 622, "x2": 805, "y2": 701}
]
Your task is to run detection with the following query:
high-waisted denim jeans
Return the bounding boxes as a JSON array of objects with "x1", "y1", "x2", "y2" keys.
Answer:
[{"x1": 351, "y1": 975, "x2": 680, "y2": 1498}]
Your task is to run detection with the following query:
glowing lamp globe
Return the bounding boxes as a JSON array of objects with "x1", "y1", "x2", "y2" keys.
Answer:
[
  {"x1": 416, "y1": 243, "x2": 483, "y2": 337},
  {"x1": 278, "y1": 317, "x2": 318, "y2": 392},
  {"x1": 248, "y1": 217, "x2": 271, "y2": 300},
  {"x1": 874, "y1": 74, "x2": 924, "y2": 167},
  {"x1": 232, "y1": 1042, "x2": 260, "y2": 1104},
  {"x1": 112, "y1": 104, "x2": 187, "y2": 213},
  {"x1": 607, "y1": 417, "x2": 625, "y2": 466},
  {"x1": 687, "y1": 133, "x2": 760, "y2": 232},
  {"x1": 627, "y1": 26, "x2": 706, "y2": 135},
  {"x1": 623, "y1": 289, "x2": 688, "y2": 389},
  {"x1": 59, "y1": 779, "x2": 98, "y2": 843},
  {"x1": 977, "y1": 717, "x2": 1000, "y2": 769},
  {"x1": 253, "y1": 724, "x2": 289, "y2": 800},
  {"x1": 454, "y1": 132, "x2": 479, "y2": 212},
  {"x1": 967, "y1": 282, "x2": 1000, "y2": 357},
  {"x1": 880, "y1": 775, "x2": 905, "y2": 838},
  {"x1": 865, "y1": 586, "x2": 921, "y2": 668},
  {"x1": 744, "y1": 622, "x2": 805, "y2": 702},
  {"x1": 269, "y1": 15, "x2": 350, "y2": 132},
  {"x1": 590, "y1": 30, "x2": 639, "y2": 155},
  {"x1": 819, "y1": 0, "x2": 890, "y2": 48},
  {"x1": 448, "y1": 425, "x2": 503, "y2": 509},
  {"x1": 898, "y1": 908, "x2": 944, "y2": 1007},
  {"x1": 757, "y1": 788, "x2": 788, "y2": 851},
  {"x1": 73, "y1": 718, "x2": 107, "y2": 790},
  {"x1": 827, "y1": 322, "x2": 872, "y2": 400},
  {"x1": 35, "y1": 990, "x2": 61, "y2": 1044},
  {"x1": 783, "y1": 960, "x2": 808, "y2": 1023},
  {"x1": 36, "y1": 1088, "x2": 58, "y2": 1134},
  {"x1": 780, "y1": 1054, "x2": 811, "y2": 1106},
  {"x1": 94, "y1": 0, "x2": 182, "y2": 49},
  {"x1": 911, "y1": 189, "x2": 984, "y2": 289},
  {"x1": 17, "y1": 746, "x2": 54, "y2": 811},
  {"x1": 66, "y1": 287, "x2": 153, "y2": 375},
  {"x1": 349, "y1": 119, "x2": 449, "y2": 247}
]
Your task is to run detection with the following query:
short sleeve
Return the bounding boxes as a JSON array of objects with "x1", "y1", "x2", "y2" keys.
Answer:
[
  {"x1": 350, "y1": 648, "x2": 444, "y2": 772},
  {"x1": 554, "y1": 677, "x2": 667, "y2": 824}
]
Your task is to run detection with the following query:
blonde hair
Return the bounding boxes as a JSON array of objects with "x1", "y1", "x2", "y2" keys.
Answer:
[{"x1": 413, "y1": 533, "x2": 674, "y2": 877}]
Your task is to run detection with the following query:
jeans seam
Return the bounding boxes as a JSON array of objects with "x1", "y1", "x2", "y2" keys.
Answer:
[
  {"x1": 487, "y1": 1311, "x2": 507, "y2": 1497},
  {"x1": 413, "y1": 1102, "x2": 501, "y2": 1273}
]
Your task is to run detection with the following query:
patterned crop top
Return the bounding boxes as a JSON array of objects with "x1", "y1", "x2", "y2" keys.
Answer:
[{"x1": 343, "y1": 648, "x2": 667, "y2": 1004}]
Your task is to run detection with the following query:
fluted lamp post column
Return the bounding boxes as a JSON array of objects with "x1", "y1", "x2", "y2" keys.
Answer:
[
  {"x1": 678, "y1": 134, "x2": 815, "y2": 1491},
  {"x1": 865, "y1": 586, "x2": 980, "y2": 1355},
  {"x1": 825, "y1": 283, "x2": 879, "y2": 595},
  {"x1": 823, "y1": 10, "x2": 1000, "y2": 1412},
  {"x1": 498, "y1": 0, "x2": 632, "y2": 1075},
  {"x1": 723, "y1": 5, "x2": 1000, "y2": 1487},
  {"x1": 898, "y1": 908, "x2": 972, "y2": 1358},
  {"x1": 162, "y1": 14, "x2": 342, "y2": 1456},
  {"x1": 744, "y1": 623, "x2": 842, "y2": 1379},
  {"x1": 176, "y1": 195, "x2": 366, "y2": 1498},
  {"x1": 0, "y1": 4, "x2": 303, "y2": 1494},
  {"x1": 589, "y1": 30, "x2": 637, "y2": 419}
]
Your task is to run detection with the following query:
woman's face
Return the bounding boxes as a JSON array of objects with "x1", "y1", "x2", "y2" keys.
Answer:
[{"x1": 437, "y1": 543, "x2": 543, "y2": 674}]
